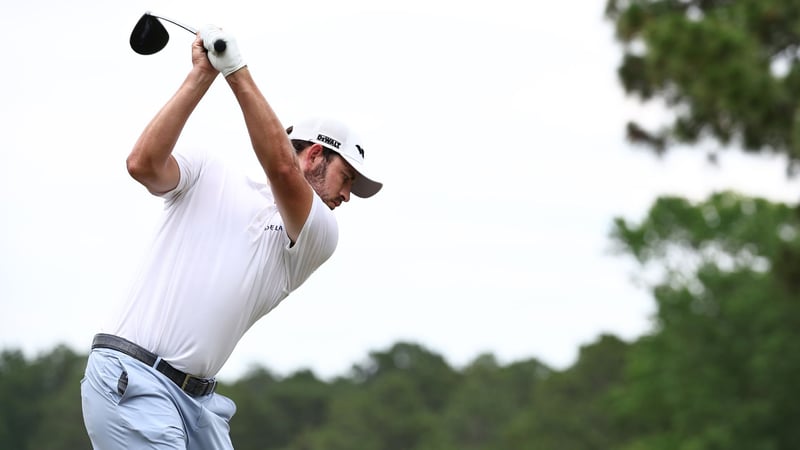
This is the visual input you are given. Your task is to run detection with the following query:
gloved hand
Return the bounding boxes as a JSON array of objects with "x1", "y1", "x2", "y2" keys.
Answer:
[{"x1": 200, "y1": 25, "x2": 246, "y2": 77}]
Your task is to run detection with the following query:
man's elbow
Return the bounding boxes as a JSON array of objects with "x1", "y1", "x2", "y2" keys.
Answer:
[
  {"x1": 126, "y1": 153, "x2": 174, "y2": 193},
  {"x1": 126, "y1": 153, "x2": 153, "y2": 182}
]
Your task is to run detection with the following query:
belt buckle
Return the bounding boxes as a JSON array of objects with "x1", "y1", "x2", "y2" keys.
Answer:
[{"x1": 180, "y1": 373, "x2": 216, "y2": 396}]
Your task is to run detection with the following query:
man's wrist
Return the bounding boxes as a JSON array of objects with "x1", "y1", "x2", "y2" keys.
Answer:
[
  {"x1": 185, "y1": 68, "x2": 218, "y2": 89},
  {"x1": 224, "y1": 65, "x2": 250, "y2": 83}
]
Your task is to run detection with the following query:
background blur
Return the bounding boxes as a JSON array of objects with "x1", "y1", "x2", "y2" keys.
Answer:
[{"x1": 2, "y1": 0, "x2": 800, "y2": 449}]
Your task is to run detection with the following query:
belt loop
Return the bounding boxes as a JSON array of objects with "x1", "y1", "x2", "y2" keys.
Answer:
[
  {"x1": 181, "y1": 373, "x2": 191, "y2": 390},
  {"x1": 153, "y1": 356, "x2": 162, "y2": 369}
]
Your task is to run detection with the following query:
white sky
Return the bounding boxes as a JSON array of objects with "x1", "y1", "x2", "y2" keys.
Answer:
[{"x1": 2, "y1": 0, "x2": 799, "y2": 382}]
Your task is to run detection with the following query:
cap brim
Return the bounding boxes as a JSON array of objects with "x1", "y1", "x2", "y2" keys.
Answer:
[
  {"x1": 352, "y1": 175, "x2": 382, "y2": 198},
  {"x1": 338, "y1": 152, "x2": 382, "y2": 198}
]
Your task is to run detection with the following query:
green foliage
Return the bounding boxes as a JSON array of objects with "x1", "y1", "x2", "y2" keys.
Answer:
[
  {"x1": 219, "y1": 367, "x2": 333, "y2": 449},
  {"x1": 610, "y1": 192, "x2": 800, "y2": 450},
  {"x1": 605, "y1": 0, "x2": 800, "y2": 167},
  {"x1": 504, "y1": 335, "x2": 632, "y2": 450},
  {"x1": 0, "y1": 345, "x2": 90, "y2": 450},
  {"x1": 283, "y1": 342, "x2": 458, "y2": 450},
  {"x1": 612, "y1": 191, "x2": 799, "y2": 260},
  {"x1": 424, "y1": 354, "x2": 551, "y2": 450},
  {"x1": 0, "y1": 349, "x2": 38, "y2": 449},
  {"x1": 350, "y1": 342, "x2": 462, "y2": 411}
]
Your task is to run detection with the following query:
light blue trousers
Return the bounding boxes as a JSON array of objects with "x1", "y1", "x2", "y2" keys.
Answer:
[{"x1": 81, "y1": 349, "x2": 236, "y2": 449}]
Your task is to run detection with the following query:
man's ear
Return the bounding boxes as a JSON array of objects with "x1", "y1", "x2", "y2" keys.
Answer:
[
  {"x1": 303, "y1": 143, "x2": 323, "y2": 163},
  {"x1": 302, "y1": 143, "x2": 326, "y2": 167},
  {"x1": 307, "y1": 143, "x2": 325, "y2": 159}
]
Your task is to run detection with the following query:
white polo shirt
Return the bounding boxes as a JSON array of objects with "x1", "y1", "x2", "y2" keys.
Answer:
[{"x1": 112, "y1": 149, "x2": 338, "y2": 378}]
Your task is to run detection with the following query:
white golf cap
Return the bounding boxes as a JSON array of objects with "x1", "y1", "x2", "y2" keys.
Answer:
[{"x1": 288, "y1": 117, "x2": 383, "y2": 198}]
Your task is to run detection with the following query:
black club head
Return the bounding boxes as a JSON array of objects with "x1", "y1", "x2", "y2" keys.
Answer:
[{"x1": 130, "y1": 13, "x2": 169, "y2": 55}]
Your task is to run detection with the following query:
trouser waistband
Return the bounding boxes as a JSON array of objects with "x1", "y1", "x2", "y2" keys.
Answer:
[{"x1": 91, "y1": 333, "x2": 216, "y2": 397}]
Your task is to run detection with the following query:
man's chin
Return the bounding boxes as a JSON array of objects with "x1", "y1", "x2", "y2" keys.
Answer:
[{"x1": 320, "y1": 195, "x2": 341, "y2": 210}]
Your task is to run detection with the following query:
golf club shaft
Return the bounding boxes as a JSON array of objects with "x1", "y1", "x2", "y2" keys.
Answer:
[
  {"x1": 148, "y1": 12, "x2": 197, "y2": 34},
  {"x1": 148, "y1": 12, "x2": 227, "y2": 52}
]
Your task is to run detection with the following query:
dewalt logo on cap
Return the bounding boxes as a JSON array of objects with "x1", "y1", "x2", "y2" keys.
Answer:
[{"x1": 317, "y1": 134, "x2": 341, "y2": 149}]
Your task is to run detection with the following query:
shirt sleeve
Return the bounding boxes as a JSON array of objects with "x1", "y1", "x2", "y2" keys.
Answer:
[
  {"x1": 283, "y1": 194, "x2": 339, "y2": 291},
  {"x1": 159, "y1": 150, "x2": 207, "y2": 206}
]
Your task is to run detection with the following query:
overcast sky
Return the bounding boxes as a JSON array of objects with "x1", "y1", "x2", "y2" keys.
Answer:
[{"x1": 2, "y1": 0, "x2": 799, "y2": 381}]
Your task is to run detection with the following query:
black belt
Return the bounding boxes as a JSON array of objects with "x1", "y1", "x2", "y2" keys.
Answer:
[{"x1": 91, "y1": 333, "x2": 216, "y2": 397}]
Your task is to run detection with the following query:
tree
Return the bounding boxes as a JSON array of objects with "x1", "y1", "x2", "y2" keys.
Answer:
[
  {"x1": 503, "y1": 335, "x2": 632, "y2": 450},
  {"x1": 283, "y1": 342, "x2": 459, "y2": 450},
  {"x1": 610, "y1": 191, "x2": 800, "y2": 449},
  {"x1": 0, "y1": 345, "x2": 91, "y2": 450},
  {"x1": 25, "y1": 346, "x2": 92, "y2": 450},
  {"x1": 221, "y1": 367, "x2": 335, "y2": 450},
  {"x1": 0, "y1": 350, "x2": 40, "y2": 450},
  {"x1": 605, "y1": 0, "x2": 800, "y2": 170},
  {"x1": 416, "y1": 354, "x2": 551, "y2": 450},
  {"x1": 290, "y1": 371, "x2": 437, "y2": 450},
  {"x1": 349, "y1": 342, "x2": 461, "y2": 412}
]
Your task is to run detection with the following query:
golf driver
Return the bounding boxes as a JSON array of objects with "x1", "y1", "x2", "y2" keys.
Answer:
[{"x1": 130, "y1": 12, "x2": 226, "y2": 55}]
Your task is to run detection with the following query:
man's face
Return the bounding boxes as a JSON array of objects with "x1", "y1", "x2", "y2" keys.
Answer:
[{"x1": 306, "y1": 152, "x2": 357, "y2": 210}]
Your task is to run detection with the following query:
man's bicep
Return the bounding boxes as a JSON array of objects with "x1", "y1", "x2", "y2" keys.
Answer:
[
  {"x1": 284, "y1": 195, "x2": 339, "y2": 289},
  {"x1": 271, "y1": 171, "x2": 315, "y2": 243}
]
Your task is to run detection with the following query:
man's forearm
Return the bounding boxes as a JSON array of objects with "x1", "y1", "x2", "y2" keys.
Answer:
[
  {"x1": 225, "y1": 67, "x2": 312, "y2": 241},
  {"x1": 126, "y1": 69, "x2": 216, "y2": 193},
  {"x1": 129, "y1": 70, "x2": 216, "y2": 168},
  {"x1": 225, "y1": 68, "x2": 298, "y2": 178}
]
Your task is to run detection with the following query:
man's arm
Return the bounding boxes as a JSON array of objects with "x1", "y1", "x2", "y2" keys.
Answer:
[
  {"x1": 224, "y1": 67, "x2": 314, "y2": 243},
  {"x1": 126, "y1": 37, "x2": 218, "y2": 194}
]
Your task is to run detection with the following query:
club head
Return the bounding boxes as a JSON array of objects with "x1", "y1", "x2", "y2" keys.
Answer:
[{"x1": 130, "y1": 13, "x2": 169, "y2": 55}]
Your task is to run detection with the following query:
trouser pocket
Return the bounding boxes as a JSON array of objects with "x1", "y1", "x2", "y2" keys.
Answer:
[
  {"x1": 84, "y1": 351, "x2": 130, "y2": 405},
  {"x1": 117, "y1": 370, "x2": 129, "y2": 396}
]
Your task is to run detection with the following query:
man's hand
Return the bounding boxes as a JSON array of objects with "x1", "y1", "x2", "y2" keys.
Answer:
[
  {"x1": 200, "y1": 25, "x2": 246, "y2": 77},
  {"x1": 192, "y1": 35, "x2": 218, "y2": 76}
]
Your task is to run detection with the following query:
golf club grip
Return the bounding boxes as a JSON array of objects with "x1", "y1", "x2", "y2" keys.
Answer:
[{"x1": 214, "y1": 39, "x2": 227, "y2": 52}]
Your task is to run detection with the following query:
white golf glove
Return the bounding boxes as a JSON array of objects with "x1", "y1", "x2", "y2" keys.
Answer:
[{"x1": 200, "y1": 25, "x2": 246, "y2": 77}]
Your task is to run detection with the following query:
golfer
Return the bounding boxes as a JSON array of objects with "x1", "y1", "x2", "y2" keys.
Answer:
[{"x1": 81, "y1": 26, "x2": 381, "y2": 449}]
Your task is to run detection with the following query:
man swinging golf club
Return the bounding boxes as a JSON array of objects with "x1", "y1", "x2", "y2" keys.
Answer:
[{"x1": 80, "y1": 24, "x2": 382, "y2": 449}]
